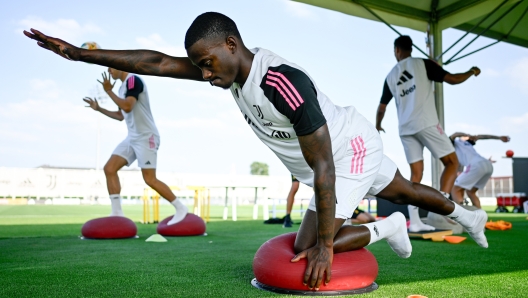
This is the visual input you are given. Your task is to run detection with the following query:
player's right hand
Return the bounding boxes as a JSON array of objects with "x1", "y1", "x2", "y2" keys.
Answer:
[
  {"x1": 83, "y1": 97, "x2": 99, "y2": 111},
  {"x1": 23, "y1": 28, "x2": 79, "y2": 61},
  {"x1": 376, "y1": 126, "x2": 385, "y2": 133},
  {"x1": 291, "y1": 244, "x2": 333, "y2": 290},
  {"x1": 500, "y1": 136, "x2": 510, "y2": 142}
]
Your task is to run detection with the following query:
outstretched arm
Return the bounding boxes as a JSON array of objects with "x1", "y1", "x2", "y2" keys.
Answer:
[
  {"x1": 444, "y1": 67, "x2": 480, "y2": 85},
  {"x1": 474, "y1": 134, "x2": 510, "y2": 142},
  {"x1": 449, "y1": 132, "x2": 470, "y2": 141},
  {"x1": 83, "y1": 97, "x2": 124, "y2": 121},
  {"x1": 23, "y1": 29, "x2": 204, "y2": 81},
  {"x1": 293, "y1": 124, "x2": 336, "y2": 290}
]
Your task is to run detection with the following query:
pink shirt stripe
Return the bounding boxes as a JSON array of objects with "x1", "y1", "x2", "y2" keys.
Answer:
[
  {"x1": 265, "y1": 81, "x2": 296, "y2": 110},
  {"x1": 267, "y1": 70, "x2": 305, "y2": 105},
  {"x1": 128, "y1": 76, "x2": 135, "y2": 89},
  {"x1": 266, "y1": 75, "x2": 300, "y2": 107}
]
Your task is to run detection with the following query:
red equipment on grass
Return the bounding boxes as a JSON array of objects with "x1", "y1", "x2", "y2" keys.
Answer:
[
  {"x1": 252, "y1": 232, "x2": 378, "y2": 295},
  {"x1": 495, "y1": 192, "x2": 527, "y2": 213}
]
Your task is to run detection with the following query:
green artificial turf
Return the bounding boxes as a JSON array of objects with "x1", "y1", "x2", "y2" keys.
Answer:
[{"x1": 0, "y1": 205, "x2": 527, "y2": 297}]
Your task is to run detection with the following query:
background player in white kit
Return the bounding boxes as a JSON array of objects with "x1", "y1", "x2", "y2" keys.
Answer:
[
  {"x1": 25, "y1": 13, "x2": 489, "y2": 291},
  {"x1": 449, "y1": 132, "x2": 510, "y2": 208},
  {"x1": 376, "y1": 35, "x2": 481, "y2": 232},
  {"x1": 83, "y1": 68, "x2": 188, "y2": 225}
]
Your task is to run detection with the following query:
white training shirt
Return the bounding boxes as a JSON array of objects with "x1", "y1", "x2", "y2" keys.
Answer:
[
  {"x1": 230, "y1": 48, "x2": 372, "y2": 186},
  {"x1": 118, "y1": 74, "x2": 160, "y2": 139},
  {"x1": 453, "y1": 138, "x2": 485, "y2": 166},
  {"x1": 382, "y1": 57, "x2": 448, "y2": 136}
]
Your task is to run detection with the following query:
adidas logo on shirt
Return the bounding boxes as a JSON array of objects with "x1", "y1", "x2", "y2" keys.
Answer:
[{"x1": 396, "y1": 70, "x2": 414, "y2": 85}]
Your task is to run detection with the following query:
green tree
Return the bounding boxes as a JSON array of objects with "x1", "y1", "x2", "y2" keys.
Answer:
[{"x1": 250, "y1": 162, "x2": 269, "y2": 176}]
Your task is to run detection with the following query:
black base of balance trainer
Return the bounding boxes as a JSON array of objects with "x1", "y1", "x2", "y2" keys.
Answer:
[{"x1": 251, "y1": 278, "x2": 378, "y2": 296}]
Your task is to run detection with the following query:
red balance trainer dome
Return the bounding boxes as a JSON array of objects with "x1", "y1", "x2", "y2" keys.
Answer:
[
  {"x1": 252, "y1": 232, "x2": 378, "y2": 294},
  {"x1": 81, "y1": 216, "x2": 137, "y2": 239},
  {"x1": 157, "y1": 213, "x2": 206, "y2": 236}
]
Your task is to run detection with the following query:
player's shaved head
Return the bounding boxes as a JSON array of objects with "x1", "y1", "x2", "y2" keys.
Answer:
[
  {"x1": 185, "y1": 12, "x2": 242, "y2": 49},
  {"x1": 394, "y1": 35, "x2": 413, "y2": 51}
]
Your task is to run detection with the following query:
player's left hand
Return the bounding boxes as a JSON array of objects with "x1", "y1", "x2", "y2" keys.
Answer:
[
  {"x1": 98, "y1": 71, "x2": 116, "y2": 93},
  {"x1": 470, "y1": 66, "x2": 481, "y2": 76},
  {"x1": 500, "y1": 136, "x2": 510, "y2": 142},
  {"x1": 291, "y1": 244, "x2": 333, "y2": 290}
]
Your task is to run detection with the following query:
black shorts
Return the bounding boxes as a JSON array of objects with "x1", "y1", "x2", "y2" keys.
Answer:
[
  {"x1": 291, "y1": 175, "x2": 299, "y2": 182},
  {"x1": 351, "y1": 208, "x2": 364, "y2": 219}
]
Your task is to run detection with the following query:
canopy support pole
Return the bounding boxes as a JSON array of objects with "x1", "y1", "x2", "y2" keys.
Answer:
[{"x1": 429, "y1": 1, "x2": 443, "y2": 191}]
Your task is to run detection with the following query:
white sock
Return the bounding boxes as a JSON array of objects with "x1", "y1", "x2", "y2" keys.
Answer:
[
  {"x1": 407, "y1": 205, "x2": 435, "y2": 232},
  {"x1": 447, "y1": 203, "x2": 477, "y2": 225},
  {"x1": 447, "y1": 204, "x2": 488, "y2": 248},
  {"x1": 167, "y1": 199, "x2": 188, "y2": 225},
  {"x1": 362, "y1": 212, "x2": 412, "y2": 258},
  {"x1": 109, "y1": 194, "x2": 124, "y2": 216}
]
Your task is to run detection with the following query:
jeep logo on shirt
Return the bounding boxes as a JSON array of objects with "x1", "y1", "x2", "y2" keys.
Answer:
[
  {"x1": 263, "y1": 122, "x2": 273, "y2": 126},
  {"x1": 400, "y1": 84, "x2": 416, "y2": 97},
  {"x1": 272, "y1": 130, "x2": 291, "y2": 139}
]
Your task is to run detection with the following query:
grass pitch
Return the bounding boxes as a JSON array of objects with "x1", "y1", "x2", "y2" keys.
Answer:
[{"x1": 0, "y1": 205, "x2": 527, "y2": 297}]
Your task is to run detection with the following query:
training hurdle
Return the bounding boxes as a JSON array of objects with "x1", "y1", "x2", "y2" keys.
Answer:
[
  {"x1": 187, "y1": 186, "x2": 211, "y2": 223},
  {"x1": 141, "y1": 186, "x2": 180, "y2": 224}
]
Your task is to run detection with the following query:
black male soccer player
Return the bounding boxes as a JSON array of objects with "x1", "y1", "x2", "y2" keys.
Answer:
[
  {"x1": 376, "y1": 35, "x2": 481, "y2": 232},
  {"x1": 24, "y1": 12, "x2": 488, "y2": 291}
]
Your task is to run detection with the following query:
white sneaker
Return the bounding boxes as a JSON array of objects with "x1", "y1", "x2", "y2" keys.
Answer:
[
  {"x1": 459, "y1": 209, "x2": 488, "y2": 248},
  {"x1": 386, "y1": 212, "x2": 412, "y2": 258}
]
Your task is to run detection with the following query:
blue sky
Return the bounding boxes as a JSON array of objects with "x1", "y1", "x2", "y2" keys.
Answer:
[{"x1": 2, "y1": 0, "x2": 527, "y2": 183}]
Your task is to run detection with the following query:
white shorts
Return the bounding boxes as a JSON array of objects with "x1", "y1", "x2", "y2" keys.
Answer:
[
  {"x1": 455, "y1": 159, "x2": 493, "y2": 190},
  {"x1": 400, "y1": 124, "x2": 455, "y2": 164},
  {"x1": 112, "y1": 134, "x2": 159, "y2": 169},
  {"x1": 307, "y1": 131, "x2": 398, "y2": 219}
]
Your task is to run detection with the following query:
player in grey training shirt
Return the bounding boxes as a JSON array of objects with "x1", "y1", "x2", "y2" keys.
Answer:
[{"x1": 376, "y1": 35, "x2": 481, "y2": 232}]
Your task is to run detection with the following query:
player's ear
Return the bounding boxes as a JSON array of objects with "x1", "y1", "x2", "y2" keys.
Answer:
[{"x1": 226, "y1": 36, "x2": 237, "y2": 53}]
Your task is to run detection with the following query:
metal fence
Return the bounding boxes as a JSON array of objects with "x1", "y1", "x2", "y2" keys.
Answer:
[{"x1": 478, "y1": 176, "x2": 513, "y2": 197}]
